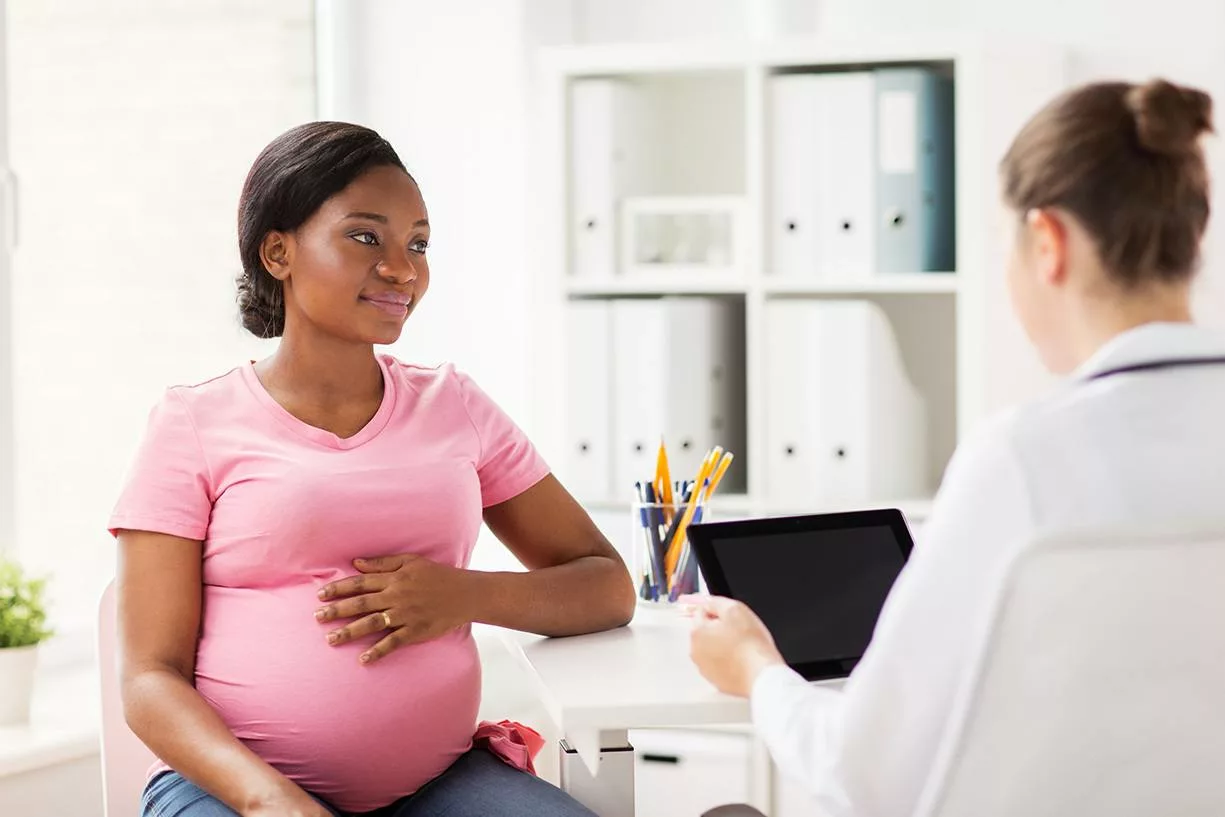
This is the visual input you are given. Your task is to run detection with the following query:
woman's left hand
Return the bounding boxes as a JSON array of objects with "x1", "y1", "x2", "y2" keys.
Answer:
[{"x1": 315, "y1": 555, "x2": 476, "y2": 664}]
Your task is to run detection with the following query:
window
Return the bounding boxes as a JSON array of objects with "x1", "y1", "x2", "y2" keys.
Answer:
[{"x1": 6, "y1": 0, "x2": 314, "y2": 656}]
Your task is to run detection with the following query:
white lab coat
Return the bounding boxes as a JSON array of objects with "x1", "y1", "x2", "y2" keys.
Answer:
[{"x1": 751, "y1": 322, "x2": 1225, "y2": 817}]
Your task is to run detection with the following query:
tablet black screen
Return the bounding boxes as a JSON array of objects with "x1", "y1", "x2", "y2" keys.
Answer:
[{"x1": 691, "y1": 512, "x2": 912, "y2": 680}]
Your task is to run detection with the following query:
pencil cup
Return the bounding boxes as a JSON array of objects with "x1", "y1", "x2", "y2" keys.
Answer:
[{"x1": 630, "y1": 501, "x2": 709, "y2": 606}]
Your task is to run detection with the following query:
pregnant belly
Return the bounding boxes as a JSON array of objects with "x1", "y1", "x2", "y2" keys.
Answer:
[{"x1": 194, "y1": 585, "x2": 481, "y2": 813}]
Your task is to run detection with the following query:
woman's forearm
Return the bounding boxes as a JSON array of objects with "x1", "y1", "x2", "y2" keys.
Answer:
[
  {"x1": 468, "y1": 554, "x2": 635, "y2": 636},
  {"x1": 123, "y1": 667, "x2": 302, "y2": 814}
]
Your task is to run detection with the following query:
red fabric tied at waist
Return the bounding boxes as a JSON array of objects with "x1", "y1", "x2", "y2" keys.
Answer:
[{"x1": 473, "y1": 720, "x2": 547, "y2": 776}]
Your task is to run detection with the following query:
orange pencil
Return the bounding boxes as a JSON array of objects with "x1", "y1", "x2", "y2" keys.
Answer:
[{"x1": 655, "y1": 438, "x2": 674, "y2": 511}]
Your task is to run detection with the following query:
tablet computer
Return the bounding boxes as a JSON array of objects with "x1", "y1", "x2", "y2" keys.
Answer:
[{"x1": 687, "y1": 509, "x2": 915, "y2": 682}]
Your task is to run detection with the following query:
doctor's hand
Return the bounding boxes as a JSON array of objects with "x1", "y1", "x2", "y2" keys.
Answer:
[
  {"x1": 682, "y1": 595, "x2": 785, "y2": 698},
  {"x1": 315, "y1": 554, "x2": 475, "y2": 664}
]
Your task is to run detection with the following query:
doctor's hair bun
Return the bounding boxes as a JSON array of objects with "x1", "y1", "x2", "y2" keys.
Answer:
[{"x1": 1125, "y1": 79, "x2": 1214, "y2": 157}]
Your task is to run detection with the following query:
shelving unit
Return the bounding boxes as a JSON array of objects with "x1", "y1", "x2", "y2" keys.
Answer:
[
  {"x1": 566, "y1": 273, "x2": 958, "y2": 298},
  {"x1": 567, "y1": 276, "x2": 749, "y2": 297},
  {"x1": 765, "y1": 272, "x2": 959, "y2": 296},
  {"x1": 529, "y1": 35, "x2": 1069, "y2": 521}
]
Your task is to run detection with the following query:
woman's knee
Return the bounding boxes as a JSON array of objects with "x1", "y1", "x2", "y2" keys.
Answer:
[
  {"x1": 704, "y1": 806, "x2": 768, "y2": 817},
  {"x1": 406, "y1": 749, "x2": 596, "y2": 817}
]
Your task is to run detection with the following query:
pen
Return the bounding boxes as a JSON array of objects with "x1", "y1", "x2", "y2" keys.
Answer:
[{"x1": 635, "y1": 483, "x2": 660, "y2": 599}]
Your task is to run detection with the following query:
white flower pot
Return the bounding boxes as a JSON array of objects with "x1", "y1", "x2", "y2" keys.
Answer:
[{"x1": 0, "y1": 645, "x2": 39, "y2": 726}]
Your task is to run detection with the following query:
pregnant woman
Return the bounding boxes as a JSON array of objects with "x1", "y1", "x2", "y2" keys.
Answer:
[{"x1": 110, "y1": 122, "x2": 635, "y2": 817}]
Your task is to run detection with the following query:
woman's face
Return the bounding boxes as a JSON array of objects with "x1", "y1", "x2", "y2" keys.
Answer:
[{"x1": 271, "y1": 165, "x2": 430, "y2": 347}]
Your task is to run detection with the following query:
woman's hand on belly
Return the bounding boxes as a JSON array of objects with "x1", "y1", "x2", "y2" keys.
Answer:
[{"x1": 315, "y1": 554, "x2": 477, "y2": 664}]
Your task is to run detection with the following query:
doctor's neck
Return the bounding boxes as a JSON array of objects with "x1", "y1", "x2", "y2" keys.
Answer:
[{"x1": 1067, "y1": 279, "x2": 1194, "y2": 367}]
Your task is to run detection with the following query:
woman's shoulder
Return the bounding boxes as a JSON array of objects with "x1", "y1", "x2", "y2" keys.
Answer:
[
  {"x1": 167, "y1": 365, "x2": 246, "y2": 397},
  {"x1": 379, "y1": 355, "x2": 473, "y2": 393},
  {"x1": 153, "y1": 365, "x2": 250, "y2": 421}
]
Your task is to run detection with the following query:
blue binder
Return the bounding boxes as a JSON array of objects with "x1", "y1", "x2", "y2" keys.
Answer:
[{"x1": 874, "y1": 68, "x2": 955, "y2": 273}]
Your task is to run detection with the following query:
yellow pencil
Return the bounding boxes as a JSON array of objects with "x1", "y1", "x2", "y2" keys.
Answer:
[
  {"x1": 705, "y1": 452, "x2": 735, "y2": 499},
  {"x1": 656, "y1": 438, "x2": 674, "y2": 508},
  {"x1": 664, "y1": 450, "x2": 719, "y2": 581}
]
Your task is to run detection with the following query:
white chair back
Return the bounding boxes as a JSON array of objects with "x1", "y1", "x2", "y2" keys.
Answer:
[
  {"x1": 914, "y1": 526, "x2": 1225, "y2": 817},
  {"x1": 98, "y1": 580, "x2": 158, "y2": 817}
]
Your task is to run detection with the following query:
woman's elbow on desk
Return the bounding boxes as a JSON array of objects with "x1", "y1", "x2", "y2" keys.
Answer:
[
  {"x1": 467, "y1": 549, "x2": 635, "y2": 637},
  {"x1": 481, "y1": 475, "x2": 636, "y2": 635}
]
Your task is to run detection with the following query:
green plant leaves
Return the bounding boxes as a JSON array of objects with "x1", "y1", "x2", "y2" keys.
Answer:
[{"x1": 0, "y1": 559, "x2": 54, "y2": 649}]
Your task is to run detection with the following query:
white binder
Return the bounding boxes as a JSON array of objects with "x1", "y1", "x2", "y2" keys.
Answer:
[
  {"x1": 770, "y1": 72, "x2": 876, "y2": 280},
  {"x1": 765, "y1": 299, "x2": 927, "y2": 509},
  {"x1": 611, "y1": 298, "x2": 746, "y2": 499},
  {"x1": 564, "y1": 301, "x2": 614, "y2": 501},
  {"x1": 570, "y1": 79, "x2": 645, "y2": 279}
]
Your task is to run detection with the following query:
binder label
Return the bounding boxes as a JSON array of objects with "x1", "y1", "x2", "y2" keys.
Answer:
[{"x1": 879, "y1": 90, "x2": 917, "y2": 174}]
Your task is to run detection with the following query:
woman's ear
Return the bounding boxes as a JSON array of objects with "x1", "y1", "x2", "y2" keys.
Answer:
[
  {"x1": 260, "y1": 231, "x2": 292, "y2": 282},
  {"x1": 1024, "y1": 208, "x2": 1069, "y2": 286}
]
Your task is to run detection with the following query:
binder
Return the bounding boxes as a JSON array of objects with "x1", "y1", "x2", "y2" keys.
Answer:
[
  {"x1": 770, "y1": 72, "x2": 876, "y2": 280},
  {"x1": 874, "y1": 68, "x2": 955, "y2": 273},
  {"x1": 764, "y1": 299, "x2": 927, "y2": 509},
  {"x1": 564, "y1": 301, "x2": 614, "y2": 501},
  {"x1": 611, "y1": 298, "x2": 746, "y2": 499},
  {"x1": 770, "y1": 75, "x2": 821, "y2": 279},
  {"x1": 570, "y1": 79, "x2": 645, "y2": 279}
]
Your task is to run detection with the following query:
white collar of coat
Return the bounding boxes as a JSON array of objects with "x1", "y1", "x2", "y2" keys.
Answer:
[{"x1": 1073, "y1": 321, "x2": 1225, "y2": 381}]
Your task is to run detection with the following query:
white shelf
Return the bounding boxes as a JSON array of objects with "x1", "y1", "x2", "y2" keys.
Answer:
[
  {"x1": 539, "y1": 42, "x2": 750, "y2": 76},
  {"x1": 538, "y1": 34, "x2": 974, "y2": 78},
  {"x1": 765, "y1": 273, "x2": 959, "y2": 296},
  {"x1": 567, "y1": 276, "x2": 749, "y2": 297},
  {"x1": 757, "y1": 34, "x2": 966, "y2": 69}
]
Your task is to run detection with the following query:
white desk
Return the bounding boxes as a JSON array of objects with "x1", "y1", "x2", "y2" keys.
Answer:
[{"x1": 503, "y1": 606, "x2": 819, "y2": 816}]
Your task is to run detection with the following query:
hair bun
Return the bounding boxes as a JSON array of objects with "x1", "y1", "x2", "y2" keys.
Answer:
[{"x1": 1126, "y1": 79, "x2": 1214, "y2": 157}]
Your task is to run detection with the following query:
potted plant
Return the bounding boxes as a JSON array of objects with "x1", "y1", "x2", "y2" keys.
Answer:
[{"x1": 0, "y1": 557, "x2": 53, "y2": 726}]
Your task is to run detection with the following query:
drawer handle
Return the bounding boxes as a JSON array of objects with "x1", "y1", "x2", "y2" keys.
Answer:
[{"x1": 641, "y1": 753, "x2": 681, "y2": 765}]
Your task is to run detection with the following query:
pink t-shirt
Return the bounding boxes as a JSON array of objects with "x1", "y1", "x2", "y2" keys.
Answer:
[{"x1": 109, "y1": 355, "x2": 550, "y2": 812}]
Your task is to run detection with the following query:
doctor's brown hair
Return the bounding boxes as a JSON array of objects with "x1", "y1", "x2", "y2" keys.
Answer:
[{"x1": 1000, "y1": 78, "x2": 1214, "y2": 288}]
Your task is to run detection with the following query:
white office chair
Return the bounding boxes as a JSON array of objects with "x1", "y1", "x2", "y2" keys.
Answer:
[
  {"x1": 705, "y1": 527, "x2": 1225, "y2": 817},
  {"x1": 97, "y1": 580, "x2": 158, "y2": 817},
  {"x1": 913, "y1": 526, "x2": 1225, "y2": 817}
]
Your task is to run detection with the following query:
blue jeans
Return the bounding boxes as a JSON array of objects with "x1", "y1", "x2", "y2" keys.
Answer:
[{"x1": 141, "y1": 748, "x2": 596, "y2": 817}]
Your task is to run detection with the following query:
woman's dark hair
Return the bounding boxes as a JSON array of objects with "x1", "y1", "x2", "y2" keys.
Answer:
[
  {"x1": 1000, "y1": 78, "x2": 1214, "y2": 289},
  {"x1": 237, "y1": 121, "x2": 408, "y2": 338}
]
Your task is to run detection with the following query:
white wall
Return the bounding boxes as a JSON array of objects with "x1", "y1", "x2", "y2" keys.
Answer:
[
  {"x1": 319, "y1": 0, "x2": 559, "y2": 436},
  {"x1": 571, "y1": 0, "x2": 819, "y2": 42},
  {"x1": 8, "y1": 0, "x2": 313, "y2": 639},
  {"x1": 818, "y1": 0, "x2": 1225, "y2": 49}
]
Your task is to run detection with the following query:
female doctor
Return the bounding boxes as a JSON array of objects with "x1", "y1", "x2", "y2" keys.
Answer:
[{"x1": 687, "y1": 77, "x2": 1223, "y2": 817}]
